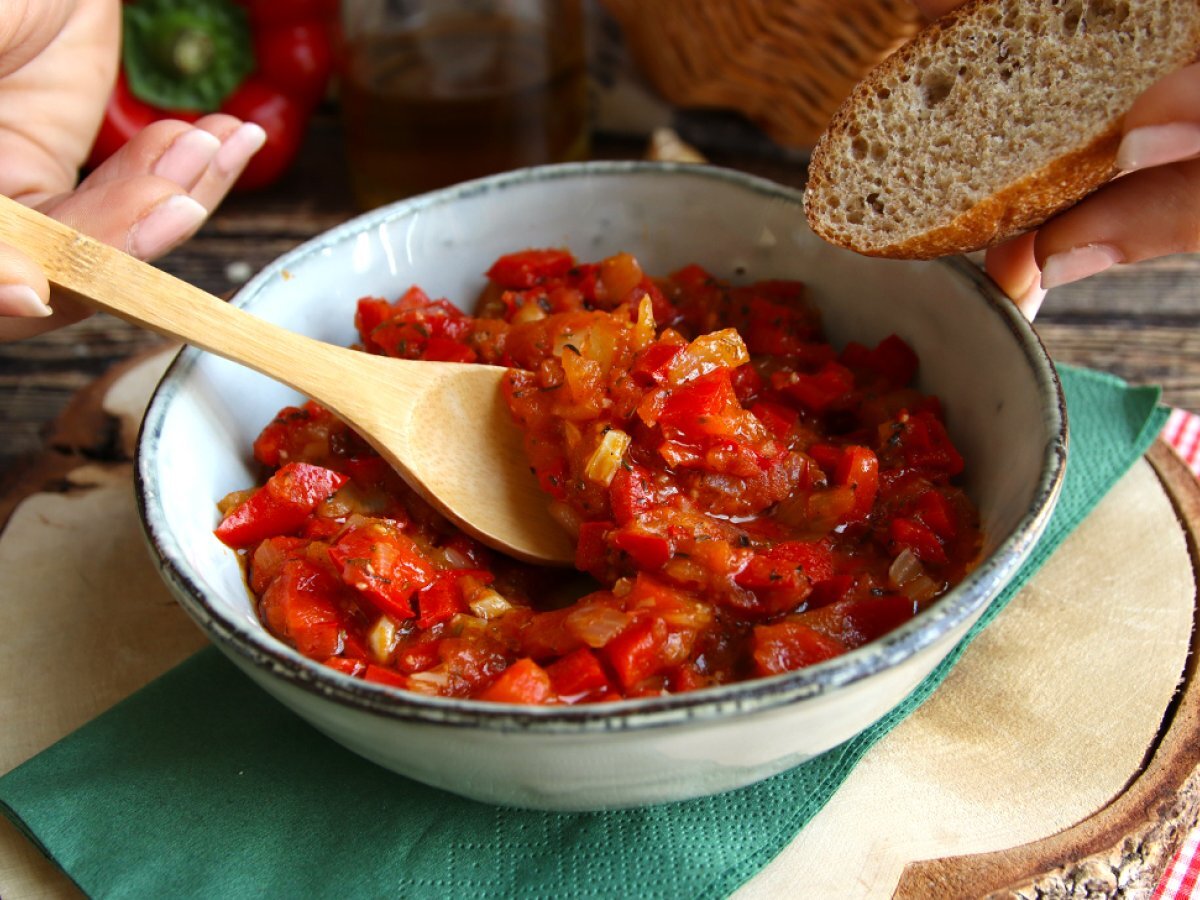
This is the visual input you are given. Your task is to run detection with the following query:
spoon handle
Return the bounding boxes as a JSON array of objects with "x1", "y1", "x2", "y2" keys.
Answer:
[{"x1": 0, "y1": 195, "x2": 432, "y2": 404}]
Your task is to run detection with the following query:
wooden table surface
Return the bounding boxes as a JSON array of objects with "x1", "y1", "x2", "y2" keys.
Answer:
[{"x1": 2, "y1": 116, "x2": 1199, "y2": 478}]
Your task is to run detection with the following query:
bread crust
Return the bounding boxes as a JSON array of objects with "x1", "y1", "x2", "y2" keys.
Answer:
[
  {"x1": 804, "y1": 0, "x2": 1200, "y2": 259},
  {"x1": 825, "y1": 126, "x2": 1122, "y2": 260}
]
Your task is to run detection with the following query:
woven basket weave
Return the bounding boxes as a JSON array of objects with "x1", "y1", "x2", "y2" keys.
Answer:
[{"x1": 600, "y1": 0, "x2": 922, "y2": 149}]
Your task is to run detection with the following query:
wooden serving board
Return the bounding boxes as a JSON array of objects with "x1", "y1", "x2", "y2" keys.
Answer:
[{"x1": 0, "y1": 347, "x2": 1198, "y2": 899}]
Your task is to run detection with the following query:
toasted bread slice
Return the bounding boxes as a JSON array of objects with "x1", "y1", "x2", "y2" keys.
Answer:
[{"x1": 804, "y1": 0, "x2": 1200, "y2": 259}]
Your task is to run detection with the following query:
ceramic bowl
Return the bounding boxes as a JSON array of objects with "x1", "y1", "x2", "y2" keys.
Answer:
[{"x1": 137, "y1": 162, "x2": 1067, "y2": 811}]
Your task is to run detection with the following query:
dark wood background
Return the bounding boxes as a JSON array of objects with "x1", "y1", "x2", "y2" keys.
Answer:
[{"x1": 2, "y1": 115, "x2": 1198, "y2": 476}]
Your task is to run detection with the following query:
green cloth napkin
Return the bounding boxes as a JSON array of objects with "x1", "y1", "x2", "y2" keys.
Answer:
[{"x1": 0, "y1": 365, "x2": 1169, "y2": 900}]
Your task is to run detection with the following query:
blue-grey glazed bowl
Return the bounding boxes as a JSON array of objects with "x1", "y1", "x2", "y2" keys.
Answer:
[{"x1": 137, "y1": 162, "x2": 1067, "y2": 810}]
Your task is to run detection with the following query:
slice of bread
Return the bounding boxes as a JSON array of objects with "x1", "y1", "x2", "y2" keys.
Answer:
[{"x1": 804, "y1": 0, "x2": 1200, "y2": 259}]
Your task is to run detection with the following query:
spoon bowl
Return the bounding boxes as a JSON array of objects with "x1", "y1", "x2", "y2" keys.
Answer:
[{"x1": 0, "y1": 195, "x2": 573, "y2": 565}]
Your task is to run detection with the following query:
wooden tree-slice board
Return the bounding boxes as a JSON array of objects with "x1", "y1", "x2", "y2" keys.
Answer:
[{"x1": 0, "y1": 347, "x2": 1197, "y2": 899}]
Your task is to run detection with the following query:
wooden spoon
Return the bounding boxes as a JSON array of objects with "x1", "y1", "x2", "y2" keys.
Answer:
[{"x1": 0, "y1": 196, "x2": 575, "y2": 566}]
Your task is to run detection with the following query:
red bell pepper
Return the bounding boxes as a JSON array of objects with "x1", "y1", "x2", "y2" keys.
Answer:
[
  {"x1": 88, "y1": 0, "x2": 334, "y2": 191},
  {"x1": 327, "y1": 521, "x2": 439, "y2": 621},
  {"x1": 477, "y1": 658, "x2": 554, "y2": 704},
  {"x1": 215, "y1": 462, "x2": 347, "y2": 548},
  {"x1": 604, "y1": 618, "x2": 669, "y2": 690},
  {"x1": 751, "y1": 621, "x2": 846, "y2": 676}
]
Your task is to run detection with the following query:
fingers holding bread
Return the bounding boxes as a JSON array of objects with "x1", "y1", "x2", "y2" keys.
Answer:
[
  {"x1": 1034, "y1": 158, "x2": 1200, "y2": 287},
  {"x1": 1118, "y1": 63, "x2": 1200, "y2": 172},
  {"x1": 804, "y1": 0, "x2": 1200, "y2": 260}
]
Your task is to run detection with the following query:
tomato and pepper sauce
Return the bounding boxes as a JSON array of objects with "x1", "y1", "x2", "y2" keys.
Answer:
[{"x1": 215, "y1": 249, "x2": 982, "y2": 704}]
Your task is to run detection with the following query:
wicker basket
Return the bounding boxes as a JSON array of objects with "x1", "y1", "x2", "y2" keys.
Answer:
[{"x1": 600, "y1": 0, "x2": 922, "y2": 149}]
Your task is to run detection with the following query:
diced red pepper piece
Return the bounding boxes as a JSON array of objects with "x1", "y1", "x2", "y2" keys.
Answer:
[
  {"x1": 752, "y1": 621, "x2": 846, "y2": 675},
  {"x1": 835, "y1": 445, "x2": 879, "y2": 522},
  {"x1": 808, "y1": 574, "x2": 857, "y2": 608},
  {"x1": 215, "y1": 462, "x2": 348, "y2": 548},
  {"x1": 750, "y1": 400, "x2": 798, "y2": 441},
  {"x1": 840, "y1": 334, "x2": 918, "y2": 386},
  {"x1": 604, "y1": 618, "x2": 669, "y2": 690},
  {"x1": 806, "y1": 442, "x2": 843, "y2": 474},
  {"x1": 414, "y1": 574, "x2": 465, "y2": 629},
  {"x1": 782, "y1": 361, "x2": 855, "y2": 413},
  {"x1": 521, "y1": 607, "x2": 583, "y2": 661},
  {"x1": 795, "y1": 595, "x2": 917, "y2": 649},
  {"x1": 324, "y1": 657, "x2": 367, "y2": 677},
  {"x1": 486, "y1": 249, "x2": 576, "y2": 289},
  {"x1": 355, "y1": 297, "x2": 394, "y2": 351},
  {"x1": 668, "y1": 664, "x2": 710, "y2": 693},
  {"x1": 477, "y1": 658, "x2": 553, "y2": 704},
  {"x1": 363, "y1": 665, "x2": 409, "y2": 688},
  {"x1": 890, "y1": 517, "x2": 949, "y2": 565},
  {"x1": 259, "y1": 558, "x2": 345, "y2": 659},
  {"x1": 915, "y1": 489, "x2": 958, "y2": 540},
  {"x1": 248, "y1": 535, "x2": 308, "y2": 593},
  {"x1": 612, "y1": 529, "x2": 672, "y2": 570},
  {"x1": 328, "y1": 521, "x2": 438, "y2": 620},
  {"x1": 575, "y1": 520, "x2": 614, "y2": 579},
  {"x1": 657, "y1": 369, "x2": 738, "y2": 442},
  {"x1": 735, "y1": 540, "x2": 834, "y2": 590},
  {"x1": 422, "y1": 336, "x2": 477, "y2": 363},
  {"x1": 630, "y1": 342, "x2": 684, "y2": 386},
  {"x1": 898, "y1": 410, "x2": 965, "y2": 476},
  {"x1": 741, "y1": 294, "x2": 824, "y2": 357},
  {"x1": 395, "y1": 638, "x2": 442, "y2": 674},
  {"x1": 609, "y1": 463, "x2": 656, "y2": 526},
  {"x1": 545, "y1": 647, "x2": 611, "y2": 699},
  {"x1": 871, "y1": 335, "x2": 919, "y2": 385}
]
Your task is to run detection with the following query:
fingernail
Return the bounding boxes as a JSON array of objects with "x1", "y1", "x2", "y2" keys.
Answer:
[
  {"x1": 215, "y1": 123, "x2": 267, "y2": 176},
  {"x1": 128, "y1": 194, "x2": 208, "y2": 259},
  {"x1": 153, "y1": 128, "x2": 221, "y2": 186},
  {"x1": 1116, "y1": 123, "x2": 1200, "y2": 172},
  {"x1": 0, "y1": 283, "x2": 51, "y2": 318},
  {"x1": 1012, "y1": 278, "x2": 1047, "y2": 320},
  {"x1": 989, "y1": 262, "x2": 1046, "y2": 320},
  {"x1": 1040, "y1": 244, "x2": 1124, "y2": 290}
]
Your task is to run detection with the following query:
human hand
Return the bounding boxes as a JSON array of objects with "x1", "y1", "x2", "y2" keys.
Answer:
[
  {"x1": 0, "y1": 0, "x2": 264, "y2": 341},
  {"x1": 909, "y1": 0, "x2": 1200, "y2": 319}
]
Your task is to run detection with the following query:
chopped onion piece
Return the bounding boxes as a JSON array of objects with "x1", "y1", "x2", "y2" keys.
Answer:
[
  {"x1": 408, "y1": 667, "x2": 451, "y2": 695},
  {"x1": 367, "y1": 616, "x2": 398, "y2": 664},
  {"x1": 901, "y1": 574, "x2": 940, "y2": 603},
  {"x1": 565, "y1": 604, "x2": 631, "y2": 648},
  {"x1": 439, "y1": 545, "x2": 473, "y2": 569},
  {"x1": 469, "y1": 588, "x2": 513, "y2": 619},
  {"x1": 667, "y1": 328, "x2": 749, "y2": 384},
  {"x1": 635, "y1": 295, "x2": 656, "y2": 347},
  {"x1": 585, "y1": 428, "x2": 632, "y2": 486},
  {"x1": 511, "y1": 301, "x2": 547, "y2": 324},
  {"x1": 449, "y1": 613, "x2": 488, "y2": 639},
  {"x1": 888, "y1": 548, "x2": 923, "y2": 589}
]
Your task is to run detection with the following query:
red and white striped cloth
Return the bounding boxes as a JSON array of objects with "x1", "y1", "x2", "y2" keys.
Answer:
[
  {"x1": 1155, "y1": 827, "x2": 1200, "y2": 900},
  {"x1": 1155, "y1": 409, "x2": 1200, "y2": 900},
  {"x1": 1164, "y1": 408, "x2": 1200, "y2": 477}
]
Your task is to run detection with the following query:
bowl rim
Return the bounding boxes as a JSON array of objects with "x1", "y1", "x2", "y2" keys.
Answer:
[{"x1": 136, "y1": 160, "x2": 1068, "y2": 734}]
